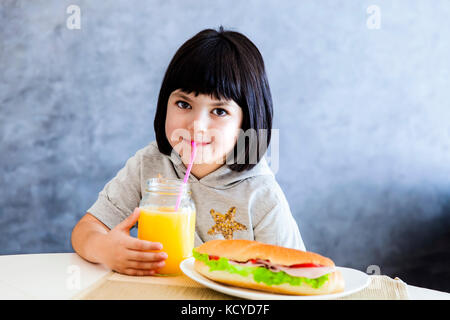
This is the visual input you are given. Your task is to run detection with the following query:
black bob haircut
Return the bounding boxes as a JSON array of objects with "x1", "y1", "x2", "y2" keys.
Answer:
[{"x1": 153, "y1": 26, "x2": 273, "y2": 172}]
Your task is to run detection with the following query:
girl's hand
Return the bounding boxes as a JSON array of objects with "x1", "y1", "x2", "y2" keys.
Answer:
[{"x1": 99, "y1": 208, "x2": 168, "y2": 276}]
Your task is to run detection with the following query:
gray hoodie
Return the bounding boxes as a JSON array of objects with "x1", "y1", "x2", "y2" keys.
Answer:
[{"x1": 87, "y1": 140, "x2": 306, "y2": 250}]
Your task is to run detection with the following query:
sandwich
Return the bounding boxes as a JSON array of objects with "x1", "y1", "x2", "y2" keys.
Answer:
[{"x1": 192, "y1": 239, "x2": 345, "y2": 295}]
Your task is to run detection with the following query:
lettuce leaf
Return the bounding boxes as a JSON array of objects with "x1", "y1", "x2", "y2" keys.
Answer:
[{"x1": 192, "y1": 249, "x2": 329, "y2": 289}]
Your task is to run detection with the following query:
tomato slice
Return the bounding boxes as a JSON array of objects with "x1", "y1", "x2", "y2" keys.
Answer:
[
  {"x1": 289, "y1": 263, "x2": 322, "y2": 268},
  {"x1": 248, "y1": 259, "x2": 270, "y2": 264},
  {"x1": 208, "y1": 255, "x2": 220, "y2": 260}
]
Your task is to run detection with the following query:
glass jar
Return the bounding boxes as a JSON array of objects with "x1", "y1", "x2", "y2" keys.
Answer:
[{"x1": 138, "y1": 177, "x2": 196, "y2": 276}]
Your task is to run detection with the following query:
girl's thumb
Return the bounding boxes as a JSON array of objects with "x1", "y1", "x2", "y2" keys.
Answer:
[{"x1": 119, "y1": 207, "x2": 140, "y2": 230}]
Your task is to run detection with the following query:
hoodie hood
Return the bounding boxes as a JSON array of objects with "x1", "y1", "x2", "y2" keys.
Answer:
[{"x1": 166, "y1": 144, "x2": 274, "y2": 190}]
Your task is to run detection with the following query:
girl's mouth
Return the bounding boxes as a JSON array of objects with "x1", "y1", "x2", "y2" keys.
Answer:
[{"x1": 183, "y1": 138, "x2": 212, "y2": 146}]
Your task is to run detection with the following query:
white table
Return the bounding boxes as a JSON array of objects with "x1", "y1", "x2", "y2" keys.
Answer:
[{"x1": 0, "y1": 253, "x2": 448, "y2": 300}]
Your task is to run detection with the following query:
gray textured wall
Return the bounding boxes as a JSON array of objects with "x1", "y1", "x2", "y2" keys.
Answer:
[{"x1": 1, "y1": 1, "x2": 449, "y2": 292}]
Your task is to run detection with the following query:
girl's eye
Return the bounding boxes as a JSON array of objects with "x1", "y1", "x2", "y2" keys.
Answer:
[
  {"x1": 213, "y1": 108, "x2": 228, "y2": 117},
  {"x1": 176, "y1": 101, "x2": 191, "y2": 109},
  {"x1": 176, "y1": 101, "x2": 228, "y2": 117}
]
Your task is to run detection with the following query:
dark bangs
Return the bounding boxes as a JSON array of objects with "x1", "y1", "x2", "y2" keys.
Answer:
[{"x1": 154, "y1": 26, "x2": 273, "y2": 172}]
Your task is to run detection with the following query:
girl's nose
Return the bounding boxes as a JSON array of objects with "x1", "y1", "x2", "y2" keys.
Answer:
[{"x1": 187, "y1": 110, "x2": 209, "y2": 132}]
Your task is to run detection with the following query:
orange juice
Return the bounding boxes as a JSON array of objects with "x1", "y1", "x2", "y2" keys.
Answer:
[{"x1": 137, "y1": 206, "x2": 196, "y2": 275}]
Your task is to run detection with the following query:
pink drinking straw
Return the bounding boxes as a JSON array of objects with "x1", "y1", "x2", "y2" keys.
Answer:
[{"x1": 174, "y1": 140, "x2": 197, "y2": 211}]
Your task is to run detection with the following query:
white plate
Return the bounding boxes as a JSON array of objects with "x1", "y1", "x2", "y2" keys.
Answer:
[{"x1": 180, "y1": 257, "x2": 371, "y2": 300}]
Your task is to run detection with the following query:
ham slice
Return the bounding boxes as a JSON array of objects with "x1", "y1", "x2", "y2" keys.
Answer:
[{"x1": 228, "y1": 259, "x2": 335, "y2": 279}]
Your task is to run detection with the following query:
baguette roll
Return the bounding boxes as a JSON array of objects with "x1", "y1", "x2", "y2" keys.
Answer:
[{"x1": 193, "y1": 239, "x2": 345, "y2": 295}]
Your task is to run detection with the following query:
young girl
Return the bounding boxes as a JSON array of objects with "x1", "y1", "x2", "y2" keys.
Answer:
[{"x1": 71, "y1": 26, "x2": 306, "y2": 276}]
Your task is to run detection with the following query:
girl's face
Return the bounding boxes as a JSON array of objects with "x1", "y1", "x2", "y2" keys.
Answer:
[{"x1": 165, "y1": 89, "x2": 243, "y2": 166}]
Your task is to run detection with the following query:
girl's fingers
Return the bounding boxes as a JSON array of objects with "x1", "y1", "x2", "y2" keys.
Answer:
[
  {"x1": 126, "y1": 260, "x2": 166, "y2": 270},
  {"x1": 126, "y1": 249, "x2": 168, "y2": 262},
  {"x1": 122, "y1": 268, "x2": 157, "y2": 276},
  {"x1": 125, "y1": 238, "x2": 163, "y2": 251}
]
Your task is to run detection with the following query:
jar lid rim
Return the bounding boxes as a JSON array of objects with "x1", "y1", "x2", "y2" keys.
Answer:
[{"x1": 145, "y1": 177, "x2": 191, "y2": 193}]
